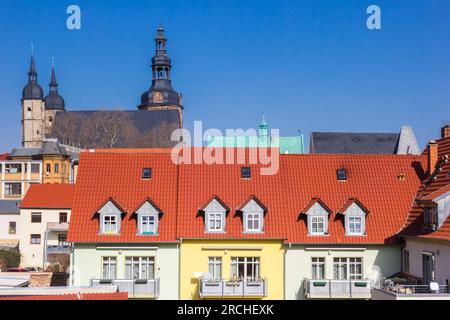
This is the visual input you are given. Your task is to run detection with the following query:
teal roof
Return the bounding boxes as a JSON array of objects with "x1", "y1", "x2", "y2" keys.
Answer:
[{"x1": 206, "y1": 134, "x2": 305, "y2": 154}]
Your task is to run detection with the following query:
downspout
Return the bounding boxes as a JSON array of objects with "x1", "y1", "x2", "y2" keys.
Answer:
[{"x1": 178, "y1": 238, "x2": 183, "y2": 300}]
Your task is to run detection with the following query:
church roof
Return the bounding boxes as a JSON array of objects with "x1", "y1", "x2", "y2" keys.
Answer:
[
  {"x1": 310, "y1": 132, "x2": 400, "y2": 154},
  {"x1": 49, "y1": 109, "x2": 181, "y2": 149}
]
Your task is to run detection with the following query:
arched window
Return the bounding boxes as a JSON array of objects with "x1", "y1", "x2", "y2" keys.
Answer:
[{"x1": 26, "y1": 107, "x2": 32, "y2": 118}]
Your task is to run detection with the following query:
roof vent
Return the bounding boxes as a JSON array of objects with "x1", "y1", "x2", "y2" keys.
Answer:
[
  {"x1": 142, "y1": 168, "x2": 152, "y2": 179},
  {"x1": 337, "y1": 168, "x2": 347, "y2": 181},
  {"x1": 241, "y1": 167, "x2": 251, "y2": 179}
]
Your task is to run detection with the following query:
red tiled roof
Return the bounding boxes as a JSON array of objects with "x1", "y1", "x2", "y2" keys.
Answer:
[
  {"x1": 67, "y1": 151, "x2": 178, "y2": 243},
  {"x1": 20, "y1": 184, "x2": 74, "y2": 209},
  {"x1": 68, "y1": 148, "x2": 424, "y2": 244},
  {"x1": 177, "y1": 149, "x2": 285, "y2": 240},
  {"x1": 400, "y1": 137, "x2": 450, "y2": 241},
  {"x1": 0, "y1": 292, "x2": 128, "y2": 300},
  {"x1": 282, "y1": 154, "x2": 423, "y2": 244},
  {"x1": 0, "y1": 153, "x2": 10, "y2": 160}
]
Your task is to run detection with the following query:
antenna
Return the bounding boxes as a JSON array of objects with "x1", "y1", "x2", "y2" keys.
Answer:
[{"x1": 31, "y1": 42, "x2": 34, "y2": 55}]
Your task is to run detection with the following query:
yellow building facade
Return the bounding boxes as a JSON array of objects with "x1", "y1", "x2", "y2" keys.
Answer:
[{"x1": 179, "y1": 239, "x2": 285, "y2": 300}]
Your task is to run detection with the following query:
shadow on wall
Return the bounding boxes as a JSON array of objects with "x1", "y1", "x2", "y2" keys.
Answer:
[{"x1": 190, "y1": 277, "x2": 200, "y2": 300}]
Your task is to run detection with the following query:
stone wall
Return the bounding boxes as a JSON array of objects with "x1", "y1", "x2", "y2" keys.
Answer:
[{"x1": 29, "y1": 272, "x2": 69, "y2": 287}]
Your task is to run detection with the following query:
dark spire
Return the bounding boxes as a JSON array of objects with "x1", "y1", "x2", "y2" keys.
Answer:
[
  {"x1": 139, "y1": 25, "x2": 182, "y2": 110},
  {"x1": 22, "y1": 53, "x2": 44, "y2": 100},
  {"x1": 44, "y1": 62, "x2": 65, "y2": 111},
  {"x1": 49, "y1": 65, "x2": 58, "y2": 93}
]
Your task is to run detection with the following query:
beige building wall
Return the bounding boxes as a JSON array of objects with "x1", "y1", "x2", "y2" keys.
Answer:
[
  {"x1": 0, "y1": 212, "x2": 20, "y2": 245},
  {"x1": 19, "y1": 208, "x2": 71, "y2": 268},
  {"x1": 284, "y1": 244, "x2": 402, "y2": 300},
  {"x1": 22, "y1": 99, "x2": 45, "y2": 148},
  {"x1": 404, "y1": 238, "x2": 450, "y2": 284}
]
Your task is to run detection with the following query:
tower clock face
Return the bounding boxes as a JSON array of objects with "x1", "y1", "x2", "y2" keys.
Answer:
[{"x1": 153, "y1": 91, "x2": 164, "y2": 103}]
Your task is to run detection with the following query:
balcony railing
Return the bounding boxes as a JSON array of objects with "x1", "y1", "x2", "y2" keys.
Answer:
[
  {"x1": 304, "y1": 279, "x2": 372, "y2": 299},
  {"x1": 382, "y1": 284, "x2": 450, "y2": 295},
  {"x1": 90, "y1": 278, "x2": 160, "y2": 299},
  {"x1": 199, "y1": 278, "x2": 267, "y2": 298},
  {"x1": 46, "y1": 222, "x2": 69, "y2": 231},
  {"x1": 46, "y1": 245, "x2": 71, "y2": 254}
]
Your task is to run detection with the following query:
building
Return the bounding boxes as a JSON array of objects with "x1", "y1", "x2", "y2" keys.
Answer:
[
  {"x1": 310, "y1": 126, "x2": 420, "y2": 155},
  {"x1": 206, "y1": 117, "x2": 305, "y2": 154},
  {"x1": 177, "y1": 149, "x2": 286, "y2": 300},
  {"x1": 19, "y1": 184, "x2": 74, "y2": 269},
  {"x1": 0, "y1": 200, "x2": 21, "y2": 249},
  {"x1": 282, "y1": 153, "x2": 424, "y2": 300},
  {"x1": 21, "y1": 25, "x2": 183, "y2": 150},
  {"x1": 66, "y1": 146, "x2": 431, "y2": 300},
  {"x1": 67, "y1": 150, "x2": 179, "y2": 300},
  {"x1": 0, "y1": 156, "x2": 42, "y2": 200},
  {"x1": 9, "y1": 139, "x2": 78, "y2": 184},
  {"x1": 373, "y1": 124, "x2": 450, "y2": 300}
]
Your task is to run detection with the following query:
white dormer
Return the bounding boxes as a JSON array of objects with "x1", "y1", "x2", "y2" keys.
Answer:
[
  {"x1": 340, "y1": 200, "x2": 369, "y2": 236},
  {"x1": 432, "y1": 190, "x2": 450, "y2": 229},
  {"x1": 202, "y1": 197, "x2": 229, "y2": 233},
  {"x1": 239, "y1": 196, "x2": 267, "y2": 233},
  {"x1": 303, "y1": 200, "x2": 331, "y2": 235},
  {"x1": 135, "y1": 199, "x2": 162, "y2": 235},
  {"x1": 98, "y1": 199, "x2": 123, "y2": 235}
]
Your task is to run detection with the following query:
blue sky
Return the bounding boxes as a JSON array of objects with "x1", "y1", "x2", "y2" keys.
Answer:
[{"x1": 0, "y1": 0, "x2": 448, "y2": 151}]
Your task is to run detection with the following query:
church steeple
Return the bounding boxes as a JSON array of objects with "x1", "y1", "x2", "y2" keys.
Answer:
[
  {"x1": 44, "y1": 62, "x2": 65, "y2": 111},
  {"x1": 22, "y1": 54, "x2": 44, "y2": 100},
  {"x1": 139, "y1": 25, "x2": 182, "y2": 110}
]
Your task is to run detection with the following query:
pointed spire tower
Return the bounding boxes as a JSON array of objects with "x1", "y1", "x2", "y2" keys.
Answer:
[
  {"x1": 44, "y1": 61, "x2": 66, "y2": 111},
  {"x1": 22, "y1": 53, "x2": 44, "y2": 100},
  {"x1": 139, "y1": 25, "x2": 183, "y2": 110},
  {"x1": 22, "y1": 47, "x2": 45, "y2": 148}
]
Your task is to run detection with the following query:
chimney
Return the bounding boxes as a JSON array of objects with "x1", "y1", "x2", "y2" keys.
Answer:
[
  {"x1": 442, "y1": 122, "x2": 450, "y2": 139},
  {"x1": 427, "y1": 141, "x2": 438, "y2": 175}
]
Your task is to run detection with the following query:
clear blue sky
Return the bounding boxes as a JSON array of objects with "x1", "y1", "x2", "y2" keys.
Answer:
[{"x1": 0, "y1": 0, "x2": 449, "y2": 151}]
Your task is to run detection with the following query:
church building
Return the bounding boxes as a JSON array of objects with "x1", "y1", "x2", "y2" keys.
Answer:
[{"x1": 20, "y1": 25, "x2": 183, "y2": 149}]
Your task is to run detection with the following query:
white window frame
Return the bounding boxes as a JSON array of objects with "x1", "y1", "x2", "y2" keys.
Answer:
[
  {"x1": 103, "y1": 215, "x2": 118, "y2": 234},
  {"x1": 141, "y1": 214, "x2": 158, "y2": 234},
  {"x1": 333, "y1": 257, "x2": 363, "y2": 280},
  {"x1": 311, "y1": 257, "x2": 326, "y2": 280},
  {"x1": 348, "y1": 217, "x2": 363, "y2": 235},
  {"x1": 245, "y1": 212, "x2": 263, "y2": 232},
  {"x1": 125, "y1": 257, "x2": 155, "y2": 280},
  {"x1": 311, "y1": 216, "x2": 326, "y2": 235},
  {"x1": 102, "y1": 257, "x2": 117, "y2": 279},
  {"x1": 208, "y1": 257, "x2": 222, "y2": 281},
  {"x1": 206, "y1": 212, "x2": 224, "y2": 232},
  {"x1": 231, "y1": 257, "x2": 261, "y2": 281}
]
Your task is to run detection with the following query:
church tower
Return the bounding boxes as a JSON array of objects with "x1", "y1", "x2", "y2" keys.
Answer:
[
  {"x1": 138, "y1": 25, "x2": 183, "y2": 112},
  {"x1": 44, "y1": 63, "x2": 66, "y2": 133},
  {"x1": 22, "y1": 54, "x2": 45, "y2": 148}
]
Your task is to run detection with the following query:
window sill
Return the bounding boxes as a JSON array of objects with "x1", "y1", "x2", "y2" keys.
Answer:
[
  {"x1": 136, "y1": 233, "x2": 159, "y2": 236},
  {"x1": 242, "y1": 231, "x2": 264, "y2": 234},
  {"x1": 204, "y1": 230, "x2": 226, "y2": 234}
]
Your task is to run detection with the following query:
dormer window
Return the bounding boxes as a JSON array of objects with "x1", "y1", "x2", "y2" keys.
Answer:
[
  {"x1": 201, "y1": 197, "x2": 229, "y2": 233},
  {"x1": 423, "y1": 206, "x2": 437, "y2": 230},
  {"x1": 339, "y1": 199, "x2": 369, "y2": 236},
  {"x1": 245, "y1": 212, "x2": 263, "y2": 232},
  {"x1": 103, "y1": 215, "x2": 118, "y2": 233},
  {"x1": 135, "y1": 199, "x2": 162, "y2": 235},
  {"x1": 142, "y1": 168, "x2": 152, "y2": 179},
  {"x1": 301, "y1": 198, "x2": 332, "y2": 235},
  {"x1": 239, "y1": 196, "x2": 267, "y2": 233},
  {"x1": 98, "y1": 200, "x2": 123, "y2": 235}
]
